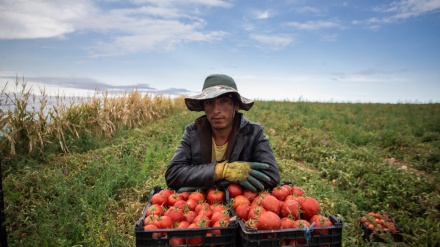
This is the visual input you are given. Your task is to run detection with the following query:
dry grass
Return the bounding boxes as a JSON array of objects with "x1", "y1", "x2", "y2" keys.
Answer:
[{"x1": 0, "y1": 78, "x2": 185, "y2": 158}]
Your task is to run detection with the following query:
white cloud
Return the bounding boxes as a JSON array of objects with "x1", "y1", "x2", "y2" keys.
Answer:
[
  {"x1": 294, "y1": 6, "x2": 321, "y2": 15},
  {"x1": 111, "y1": 6, "x2": 184, "y2": 19},
  {"x1": 0, "y1": 0, "x2": 95, "y2": 39},
  {"x1": 375, "y1": 0, "x2": 440, "y2": 19},
  {"x1": 286, "y1": 20, "x2": 341, "y2": 30},
  {"x1": 92, "y1": 29, "x2": 227, "y2": 56},
  {"x1": 320, "y1": 33, "x2": 338, "y2": 42},
  {"x1": 129, "y1": 0, "x2": 232, "y2": 8},
  {"x1": 249, "y1": 34, "x2": 293, "y2": 49},
  {"x1": 254, "y1": 10, "x2": 272, "y2": 19},
  {"x1": 0, "y1": 0, "x2": 231, "y2": 55},
  {"x1": 330, "y1": 68, "x2": 406, "y2": 83},
  {"x1": 358, "y1": 0, "x2": 440, "y2": 29}
]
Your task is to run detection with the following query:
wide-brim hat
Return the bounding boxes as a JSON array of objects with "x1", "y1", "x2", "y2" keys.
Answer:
[{"x1": 185, "y1": 74, "x2": 254, "y2": 112}]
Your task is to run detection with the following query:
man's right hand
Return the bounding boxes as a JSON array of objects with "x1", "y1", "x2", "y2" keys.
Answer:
[{"x1": 214, "y1": 161, "x2": 271, "y2": 191}]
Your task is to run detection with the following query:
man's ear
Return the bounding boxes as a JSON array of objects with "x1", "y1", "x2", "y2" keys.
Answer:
[{"x1": 234, "y1": 103, "x2": 239, "y2": 111}]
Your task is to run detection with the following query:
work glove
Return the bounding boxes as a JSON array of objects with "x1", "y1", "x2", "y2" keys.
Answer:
[{"x1": 214, "y1": 161, "x2": 270, "y2": 192}]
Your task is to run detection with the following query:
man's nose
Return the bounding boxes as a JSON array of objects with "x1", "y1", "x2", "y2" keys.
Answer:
[
  {"x1": 213, "y1": 101, "x2": 221, "y2": 112},
  {"x1": 213, "y1": 99, "x2": 224, "y2": 112}
]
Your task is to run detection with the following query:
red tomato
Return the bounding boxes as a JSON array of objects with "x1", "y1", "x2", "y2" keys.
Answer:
[
  {"x1": 146, "y1": 204, "x2": 165, "y2": 216},
  {"x1": 272, "y1": 186, "x2": 290, "y2": 201},
  {"x1": 207, "y1": 189, "x2": 225, "y2": 204},
  {"x1": 185, "y1": 198, "x2": 198, "y2": 211},
  {"x1": 211, "y1": 204, "x2": 227, "y2": 214},
  {"x1": 261, "y1": 194, "x2": 281, "y2": 215},
  {"x1": 188, "y1": 223, "x2": 199, "y2": 229},
  {"x1": 280, "y1": 200, "x2": 300, "y2": 219},
  {"x1": 281, "y1": 184, "x2": 293, "y2": 194},
  {"x1": 179, "y1": 191, "x2": 189, "y2": 200},
  {"x1": 143, "y1": 215, "x2": 158, "y2": 226},
  {"x1": 251, "y1": 195, "x2": 264, "y2": 207},
  {"x1": 292, "y1": 219, "x2": 311, "y2": 228},
  {"x1": 164, "y1": 206, "x2": 185, "y2": 222},
  {"x1": 167, "y1": 193, "x2": 184, "y2": 206},
  {"x1": 256, "y1": 211, "x2": 281, "y2": 230},
  {"x1": 280, "y1": 217, "x2": 296, "y2": 229},
  {"x1": 233, "y1": 195, "x2": 251, "y2": 209},
  {"x1": 292, "y1": 220, "x2": 311, "y2": 244},
  {"x1": 291, "y1": 186, "x2": 305, "y2": 197},
  {"x1": 299, "y1": 197, "x2": 321, "y2": 221},
  {"x1": 243, "y1": 189, "x2": 258, "y2": 201},
  {"x1": 293, "y1": 196, "x2": 305, "y2": 205},
  {"x1": 143, "y1": 224, "x2": 161, "y2": 238},
  {"x1": 188, "y1": 191, "x2": 205, "y2": 204},
  {"x1": 288, "y1": 239, "x2": 299, "y2": 246},
  {"x1": 176, "y1": 221, "x2": 190, "y2": 229},
  {"x1": 248, "y1": 205, "x2": 266, "y2": 220},
  {"x1": 310, "y1": 214, "x2": 332, "y2": 227},
  {"x1": 206, "y1": 187, "x2": 216, "y2": 195},
  {"x1": 169, "y1": 237, "x2": 185, "y2": 246},
  {"x1": 195, "y1": 202, "x2": 210, "y2": 214},
  {"x1": 184, "y1": 210, "x2": 197, "y2": 224},
  {"x1": 198, "y1": 207, "x2": 213, "y2": 219},
  {"x1": 187, "y1": 224, "x2": 202, "y2": 245},
  {"x1": 159, "y1": 189, "x2": 174, "y2": 199},
  {"x1": 211, "y1": 220, "x2": 227, "y2": 236},
  {"x1": 150, "y1": 193, "x2": 167, "y2": 206},
  {"x1": 284, "y1": 195, "x2": 296, "y2": 201},
  {"x1": 155, "y1": 215, "x2": 173, "y2": 229},
  {"x1": 193, "y1": 215, "x2": 211, "y2": 227},
  {"x1": 173, "y1": 200, "x2": 186, "y2": 210},
  {"x1": 259, "y1": 191, "x2": 271, "y2": 197},
  {"x1": 235, "y1": 204, "x2": 251, "y2": 221},
  {"x1": 210, "y1": 211, "x2": 222, "y2": 225},
  {"x1": 280, "y1": 239, "x2": 290, "y2": 246},
  {"x1": 211, "y1": 210, "x2": 230, "y2": 225},
  {"x1": 245, "y1": 218, "x2": 257, "y2": 229},
  {"x1": 227, "y1": 183, "x2": 243, "y2": 198},
  {"x1": 309, "y1": 214, "x2": 332, "y2": 235}
]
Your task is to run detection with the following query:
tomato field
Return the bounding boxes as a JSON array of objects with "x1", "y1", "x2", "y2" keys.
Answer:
[{"x1": 1, "y1": 92, "x2": 439, "y2": 246}]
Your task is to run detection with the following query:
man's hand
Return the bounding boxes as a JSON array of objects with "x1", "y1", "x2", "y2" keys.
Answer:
[{"x1": 214, "y1": 161, "x2": 270, "y2": 191}]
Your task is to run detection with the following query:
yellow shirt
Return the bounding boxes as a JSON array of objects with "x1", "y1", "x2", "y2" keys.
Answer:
[{"x1": 211, "y1": 137, "x2": 228, "y2": 162}]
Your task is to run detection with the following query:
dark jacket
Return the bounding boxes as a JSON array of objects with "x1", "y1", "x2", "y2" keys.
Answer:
[{"x1": 165, "y1": 112, "x2": 280, "y2": 190}]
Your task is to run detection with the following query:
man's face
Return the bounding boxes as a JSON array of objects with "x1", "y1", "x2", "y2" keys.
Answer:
[{"x1": 204, "y1": 94, "x2": 239, "y2": 131}]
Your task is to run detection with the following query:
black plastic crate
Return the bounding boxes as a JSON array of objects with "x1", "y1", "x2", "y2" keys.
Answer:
[
  {"x1": 226, "y1": 182, "x2": 343, "y2": 246},
  {"x1": 237, "y1": 215, "x2": 344, "y2": 247},
  {"x1": 134, "y1": 186, "x2": 238, "y2": 247},
  {"x1": 359, "y1": 211, "x2": 403, "y2": 243}
]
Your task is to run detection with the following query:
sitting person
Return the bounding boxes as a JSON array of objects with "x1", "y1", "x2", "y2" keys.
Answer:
[{"x1": 165, "y1": 74, "x2": 280, "y2": 192}]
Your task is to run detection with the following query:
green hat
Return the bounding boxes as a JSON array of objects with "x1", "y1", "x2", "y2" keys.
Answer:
[{"x1": 185, "y1": 74, "x2": 254, "y2": 112}]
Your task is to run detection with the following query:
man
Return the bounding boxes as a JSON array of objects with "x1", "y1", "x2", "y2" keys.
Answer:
[{"x1": 165, "y1": 74, "x2": 280, "y2": 192}]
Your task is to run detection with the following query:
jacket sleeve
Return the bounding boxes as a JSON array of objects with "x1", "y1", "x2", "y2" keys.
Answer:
[
  {"x1": 250, "y1": 125, "x2": 280, "y2": 190},
  {"x1": 165, "y1": 127, "x2": 217, "y2": 190}
]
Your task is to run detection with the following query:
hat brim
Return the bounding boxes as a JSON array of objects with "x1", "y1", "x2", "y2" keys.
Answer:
[{"x1": 185, "y1": 85, "x2": 254, "y2": 112}]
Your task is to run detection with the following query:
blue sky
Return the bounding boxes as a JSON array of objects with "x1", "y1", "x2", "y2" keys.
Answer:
[{"x1": 0, "y1": 0, "x2": 439, "y2": 103}]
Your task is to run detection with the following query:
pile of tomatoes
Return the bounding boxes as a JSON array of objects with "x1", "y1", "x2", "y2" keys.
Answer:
[
  {"x1": 141, "y1": 184, "x2": 338, "y2": 246},
  {"x1": 360, "y1": 212, "x2": 399, "y2": 234},
  {"x1": 228, "y1": 183, "x2": 333, "y2": 231},
  {"x1": 142, "y1": 187, "x2": 232, "y2": 246}
]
